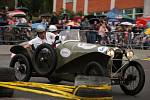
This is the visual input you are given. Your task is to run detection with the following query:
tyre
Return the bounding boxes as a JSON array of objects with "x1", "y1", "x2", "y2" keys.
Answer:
[
  {"x1": 33, "y1": 43, "x2": 57, "y2": 76},
  {"x1": 120, "y1": 61, "x2": 145, "y2": 95},
  {"x1": 85, "y1": 61, "x2": 105, "y2": 76},
  {"x1": 9, "y1": 54, "x2": 31, "y2": 81},
  {"x1": 80, "y1": 62, "x2": 111, "y2": 97},
  {"x1": 47, "y1": 76, "x2": 61, "y2": 83},
  {"x1": 0, "y1": 67, "x2": 15, "y2": 97}
]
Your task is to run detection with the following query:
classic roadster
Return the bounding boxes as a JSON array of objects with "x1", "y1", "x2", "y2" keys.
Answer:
[{"x1": 9, "y1": 29, "x2": 145, "y2": 95}]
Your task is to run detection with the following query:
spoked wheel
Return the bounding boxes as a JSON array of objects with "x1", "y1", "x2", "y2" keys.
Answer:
[
  {"x1": 9, "y1": 54, "x2": 31, "y2": 81},
  {"x1": 120, "y1": 61, "x2": 145, "y2": 95},
  {"x1": 33, "y1": 43, "x2": 57, "y2": 76}
]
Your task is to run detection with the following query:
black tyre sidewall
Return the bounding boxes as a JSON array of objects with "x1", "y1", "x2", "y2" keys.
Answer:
[
  {"x1": 47, "y1": 76, "x2": 61, "y2": 83},
  {"x1": 85, "y1": 61, "x2": 105, "y2": 76},
  {"x1": 0, "y1": 67, "x2": 15, "y2": 97},
  {"x1": 33, "y1": 43, "x2": 57, "y2": 76},
  {"x1": 120, "y1": 61, "x2": 145, "y2": 95},
  {"x1": 9, "y1": 54, "x2": 31, "y2": 81}
]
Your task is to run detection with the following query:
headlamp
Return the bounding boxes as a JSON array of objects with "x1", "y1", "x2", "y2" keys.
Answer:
[
  {"x1": 126, "y1": 50, "x2": 134, "y2": 59},
  {"x1": 107, "y1": 49, "x2": 114, "y2": 58}
]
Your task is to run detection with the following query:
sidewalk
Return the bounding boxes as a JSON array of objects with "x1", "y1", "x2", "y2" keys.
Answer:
[{"x1": 0, "y1": 45, "x2": 13, "y2": 55}]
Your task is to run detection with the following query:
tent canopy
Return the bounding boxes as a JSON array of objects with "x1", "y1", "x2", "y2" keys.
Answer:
[{"x1": 106, "y1": 8, "x2": 134, "y2": 23}]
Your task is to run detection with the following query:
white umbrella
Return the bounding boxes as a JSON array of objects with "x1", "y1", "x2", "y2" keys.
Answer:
[
  {"x1": 7, "y1": 10, "x2": 26, "y2": 17},
  {"x1": 121, "y1": 22, "x2": 133, "y2": 26}
]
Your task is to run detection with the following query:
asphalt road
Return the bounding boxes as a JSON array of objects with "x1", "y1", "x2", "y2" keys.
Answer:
[{"x1": 0, "y1": 54, "x2": 149, "y2": 100}]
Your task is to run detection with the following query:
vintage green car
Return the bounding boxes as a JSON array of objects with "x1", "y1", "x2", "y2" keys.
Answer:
[{"x1": 9, "y1": 29, "x2": 145, "y2": 96}]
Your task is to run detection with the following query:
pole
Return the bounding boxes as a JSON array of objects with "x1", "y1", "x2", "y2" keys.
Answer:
[{"x1": 15, "y1": 0, "x2": 18, "y2": 9}]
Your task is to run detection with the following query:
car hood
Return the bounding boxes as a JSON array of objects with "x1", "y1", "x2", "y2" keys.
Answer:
[
  {"x1": 56, "y1": 41, "x2": 115, "y2": 68},
  {"x1": 58, "y1": 41, "x2": 113, "y2": 54}
]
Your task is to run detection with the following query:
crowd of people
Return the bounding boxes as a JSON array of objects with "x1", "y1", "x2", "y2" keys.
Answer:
[{"x1": 0, "y1": 10, "x2": 150, "y2": 49}]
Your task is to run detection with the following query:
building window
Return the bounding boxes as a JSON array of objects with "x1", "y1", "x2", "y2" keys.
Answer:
[
  {"x1": 136, "y1": 8, "x2": 143, "y2": 13},
  {"x1": 66, "y1": 0, "x2": 73, "y2": 3},
  {"x1": 135, "y1": 8, "x2": 143, "y2": 18},
  {"x1": 124, "y1": 9, "x2": 133, "y2": 14}
]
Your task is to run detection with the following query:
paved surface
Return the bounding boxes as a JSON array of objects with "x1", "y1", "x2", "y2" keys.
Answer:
[{"x1": 0, "y1": 45, "x2": 13, "y2": 55}]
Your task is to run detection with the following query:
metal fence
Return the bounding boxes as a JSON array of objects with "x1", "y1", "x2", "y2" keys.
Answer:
[
  {"x1": 0, "y1": 25, "x2": 32, "y2": 45},
  {"x1": 0, "y1": 26, "x2": 149, "y2": 50}
]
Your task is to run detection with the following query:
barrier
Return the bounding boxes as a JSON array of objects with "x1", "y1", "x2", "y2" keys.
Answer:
[
  {"x1": 0, "y1": 81, "x2": 112, "y2": 100},
  {"x1": 0, "y1": 26, "x2": 149, "y2": 49},
  {"x1": 0, "y1": 25, "x2": 32, "y2": 45}
]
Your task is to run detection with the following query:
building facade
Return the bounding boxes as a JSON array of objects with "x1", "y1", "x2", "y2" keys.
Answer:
[{"x1": 53, "y1": 0, "x2": 144, "y2": 19}]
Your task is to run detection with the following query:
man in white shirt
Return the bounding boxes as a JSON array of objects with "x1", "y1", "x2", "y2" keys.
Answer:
[
  {"x1": 24, "y1": 24, "x2": 58, "y2": 49},
  {"x1": 46, "y1": 25, "x2": 58, "y2": 45},
  {"x1": 24, "y1": 24, "x2": 48, "y2": 49}
]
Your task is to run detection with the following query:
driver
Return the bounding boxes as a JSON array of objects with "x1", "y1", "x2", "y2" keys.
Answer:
[{"x1": 24, "y1": 24, "x2": 58, "y2": 49}]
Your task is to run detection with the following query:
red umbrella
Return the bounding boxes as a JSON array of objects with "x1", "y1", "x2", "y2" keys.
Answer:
[
  {"x1": 73, "y1": 16, "x2": 82, "y2": 21},
  {"x1": 136, "y1": 17, "x2": 150, "y2": 28}
]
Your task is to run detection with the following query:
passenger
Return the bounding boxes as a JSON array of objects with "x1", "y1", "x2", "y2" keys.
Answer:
[
  {"x1": 46, "y1": 25, "x2": 59, "y2": 45},
  {"x1": 24, "y1": 24, "x2": 58, "y2": 49}
]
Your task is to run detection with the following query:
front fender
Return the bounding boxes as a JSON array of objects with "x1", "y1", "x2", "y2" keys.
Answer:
[
  {"x1": 10, "y1": 45, "x2": 33, "y2": 60},
  {"x1": 128, "y1": 60, "x2": 143, "y2": 67},
  {"x1": 10, "y1": 45, "x2": 27, "y2": 54},
  {"x1": 55, "y1": 52, "x2": 111, "y2": 74},
  {"x1": 10, "y1": 45, "x2": 33, "y2": 69}
]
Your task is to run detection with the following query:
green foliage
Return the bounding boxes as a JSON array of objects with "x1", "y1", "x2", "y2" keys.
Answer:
[
  {"x1": 76, "y1": 11, "x2": 83, "y2": 16},
  {"x1": 59, "y1": 9, "x2": 75, "y2": 19}
]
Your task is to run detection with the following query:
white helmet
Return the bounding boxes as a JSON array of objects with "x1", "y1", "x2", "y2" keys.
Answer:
[
  {"x1": 36, "y1": 25, "x2": 46, "y2": 32},
  {"x1": 49, "y1": 25, "x2": 57, "y2": 32}
]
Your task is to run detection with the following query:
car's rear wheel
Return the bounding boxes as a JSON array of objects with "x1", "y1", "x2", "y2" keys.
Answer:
[
  {"x1": 120, "y1": 61, "x2": 145, "y2": 95},
  {"x1": 9, "y1": 54, "x2": 31, "y2": 81},
  {"x1": 33, "y1": 43, "x2": 57, "y2": 76}
]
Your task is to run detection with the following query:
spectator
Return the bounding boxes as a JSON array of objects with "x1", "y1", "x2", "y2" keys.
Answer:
[
  {"x1": 50, "y1": 12, "x2": 58, "y2": 25},
  {"x1": 98, "y1": 22, "x2": 108, "y2": 44},
  {"x1": 81, "y1": 17, "x2": 90, "y2": 30}
]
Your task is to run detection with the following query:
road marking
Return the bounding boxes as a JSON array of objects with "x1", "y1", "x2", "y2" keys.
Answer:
[
  {"x1": 0, "y1": 82, "x2": 112, "y2": 100},
  {"x1": 143, "y1": 58, "x2": 150, "y2": 61}
]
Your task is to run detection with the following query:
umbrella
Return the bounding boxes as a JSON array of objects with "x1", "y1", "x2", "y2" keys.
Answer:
[
  {"x1": 66, "y1": 21, "x2": 80, "y2": 27},
  {"x1": 32, "y1": 23, "x2": 47, "y2": 29},
  {"x1": 108, "y1": 18, "x2": 119, "y2": 22},
  {"x1": 7, "y1": 10, "x2": 26, "y2": 17},
  {"x1": 13, "y1": 14, "x2": 26, "y2": 17},
  {"x1": 144, "y1": 28, "x2": 150, "y2": 35},
  {"x1": 73, "y1": 16, "x2": 82, "y2": 21},
  {"x1": 121, "y1": 22, "x2": 133, "y2": 26},
  {"x1": 89, "y1": 18, "x2": 100, "y2": 24},
  {"x1": 84, "y1": 15, "x2": 97, "y2": 20}
]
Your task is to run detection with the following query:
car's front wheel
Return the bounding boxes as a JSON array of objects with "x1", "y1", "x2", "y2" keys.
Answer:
[
  {"x1": 9, "y1": 54, "x2": 31, "y2": 81},
  {"x1": 85, "y1": 61, "x2": 105, "y2": 76},
  {"x1": 47, "y1": 76, "x2": 61, "y2": 83},
  {"x1": 120, "y1": 61, "x2": 145, "y2": 95}
]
